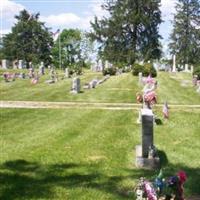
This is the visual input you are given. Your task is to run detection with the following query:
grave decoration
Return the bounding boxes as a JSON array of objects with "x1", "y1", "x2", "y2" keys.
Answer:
[
  {"x1": 3, "y1": 72, "x2": 16, "y2": 82},
  {"x1": 134, "y1": 170, "x2": 187, "y2": 200},
  {"x1": 162, "y1": 102, "x2": 169, "y2": 119}
]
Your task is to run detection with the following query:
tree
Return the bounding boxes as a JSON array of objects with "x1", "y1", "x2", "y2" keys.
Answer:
[
  {"x1": 2, "y1": 9, "x2": 53, "y2": 68},
  {"x1": 89, "y1": 0, "x2": 162, "y2": 66},
  {"x1": 169, "y1": 0, "x2": 200, "y2": 66},
  {"x1": 52, "y1": 29, "x2": 93, "y2": 70}
]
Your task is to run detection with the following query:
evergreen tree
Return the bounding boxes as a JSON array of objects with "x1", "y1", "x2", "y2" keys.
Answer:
[
  {"x1": 169, "y1": 0, "x2": 200, "y2": 66},
  {"x1": 89, "y1": 0, "x2": 162, "y2": 65},
  {"x1": 2, "y1": 9, "x2": 53, "y2": 68}
]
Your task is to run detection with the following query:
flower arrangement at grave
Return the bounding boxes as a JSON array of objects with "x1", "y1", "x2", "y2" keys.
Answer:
[
  {"x1": 136, "y1": 75, "x2": 157, "y2": 109},
  {"x1": 134, "y1": 170, "x2": 187, "y2": 200}
]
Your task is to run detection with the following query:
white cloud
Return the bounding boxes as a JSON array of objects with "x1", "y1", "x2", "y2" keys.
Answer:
[
  {"x1": 41, "y1": 13, "x2": 81, "y2": 27},
  {"x1": 1, "y1": 0, "x2": 25, "y2": 19},
  {"x1": 40, "y1": 1, "x2": 108, "y2": 30}
]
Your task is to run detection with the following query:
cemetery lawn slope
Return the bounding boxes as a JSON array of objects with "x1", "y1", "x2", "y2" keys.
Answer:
[
  {"x1": 0, "y1": 108, "x2": 200, "y2": 199},
  {"x1": 0, "y1": 70, "x2": 139, "y2": 103}
]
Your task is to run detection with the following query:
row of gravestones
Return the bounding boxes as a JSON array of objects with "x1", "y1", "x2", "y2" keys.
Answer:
[
  {"x1": 0, "y1": 59, "x2": 24, "y2": 69},
  {"x1": 0, "y1": 59, "x2": 47, "y2": 71}
]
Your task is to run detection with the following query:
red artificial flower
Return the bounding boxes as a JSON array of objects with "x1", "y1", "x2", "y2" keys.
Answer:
[{"x1": 177, "y1": 171, "x2": 187, "y2": 184}]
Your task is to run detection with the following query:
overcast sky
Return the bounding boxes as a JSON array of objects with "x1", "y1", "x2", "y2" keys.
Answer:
[{"x1": 0, "y1": 0, "x2": 176, "y2": 57}]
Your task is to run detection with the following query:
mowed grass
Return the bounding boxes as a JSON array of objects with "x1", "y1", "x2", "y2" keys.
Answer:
[
  {"x1": 0, "y1": 69, "x2": 139, "y2": 103},
  {"x1": 0, "y1": 108, "x2": 200, "y2": 199},
  {"x1": 1, "y1": 69, "x2": 199, "y2": 104}
]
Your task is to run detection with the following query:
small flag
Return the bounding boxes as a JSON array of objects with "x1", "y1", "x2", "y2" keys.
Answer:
[
  {"x1": 52, "y1": 29, "x2": 60, "y2": 41},
  {"x1": 163, "y1": 101, "x2": 169, "y2": 119}
]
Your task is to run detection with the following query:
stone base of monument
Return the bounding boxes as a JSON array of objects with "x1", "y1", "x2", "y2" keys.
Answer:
[{"x1": 135, "y1": 145, "x2": 160, "y2": 169}]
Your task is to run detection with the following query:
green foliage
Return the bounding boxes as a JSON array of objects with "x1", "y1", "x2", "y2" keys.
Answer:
[
  {"x1": 2, "y1": 10, "x2": 53, "y2": 67},
  {"x1": 132, "y1": 63, "x2": 157, "y2": 77},
  {"x1": 193, "y1": 66, "x2": 200, "y2": 80},
  {"x1": 169, "y1": 0, "x2": 200, "y2": 66},
  {"x1": 132, "y1": 63, "x2": 143, "y2": 76},
  {"x1": 102, "y1": 67, "x2": 117, "y2": 76},
  {"x1": 89, "y1": 0, "x2": 162, "y2": 66},
  {"x1": 52, "y1": 29, "x2": 93, "y2": 70}
]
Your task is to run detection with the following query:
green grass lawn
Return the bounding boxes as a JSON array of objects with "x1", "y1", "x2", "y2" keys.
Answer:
[
  {"x1": 1, "y1": 69, "x2": 199, "y2": 104},
  {"x1": 0, "y1": 108, "x2": 199, "y2": 199}
]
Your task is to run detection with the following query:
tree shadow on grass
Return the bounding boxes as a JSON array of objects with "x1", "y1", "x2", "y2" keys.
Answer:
[{"x1": 0, "y1": 159, "x2": 199, "y2": 199}]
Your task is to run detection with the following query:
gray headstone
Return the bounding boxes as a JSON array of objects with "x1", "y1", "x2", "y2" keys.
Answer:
[
  {"x1": 138, "y1": 72, "x2": 143, "y2": 85},
  {"x1": 13, "y1": 60, "x2": 18, "y2": 69},
  {"x1": 39, "y1": 62, "x2": 45, "y2": 75},
  {"x1": 141, "y1": 109, "x2": 154, "y2": 158},
  {"x1": 71, "y1": 77, "x2": 81, "y2": 93},
  {"x1": 65, "y1": 68, "x2": 69, "y2": 78},
  {"x1": 2, "y1": 59, "x2": 8, "y2": 69}
]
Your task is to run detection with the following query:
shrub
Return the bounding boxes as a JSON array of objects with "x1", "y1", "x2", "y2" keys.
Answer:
[
  {"x1": 132, "y1": 63, "x2": 143, "y2": 76},
  {"x1": 132, "y1": 63, "x2": 157, "y2": 77},
  {"x1": 103, "y1": 67, "x2": 117, "y2": 76},
  {"x1": 193, "y1": 66, "x2": 200, "y2": 80}
]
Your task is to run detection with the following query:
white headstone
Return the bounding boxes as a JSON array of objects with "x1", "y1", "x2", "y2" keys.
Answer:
[
  {"x1": 138, "y1": 72, "x2": 143, "y2": 85},
  {"x1": 185, "y1": 64, "x2": 189, "y2": 72},
  {"x1": 18, "y1": 60, "x2": 23, "y2": 69},
  {"x1": 172, "y1": 55, "x2": 176, "y2": 72},
  {"x1": 2, "y1": 59, "x2": 8, "y2": 69},
  {"x1": 39, "y1": 62, "x2": 45, "y2": 75},
  {"x1": 191, "y1": 65, "x2": 194, "y2": 73},
  {"x1": 13, "y1": 60, "x2": 18, "y2": 69},
  {"x1": 105, "y1": 60, "x2": 109, "y2": 69},
  {"x1": 65, "y1": 68, "x2": 69, "y2": 78}
]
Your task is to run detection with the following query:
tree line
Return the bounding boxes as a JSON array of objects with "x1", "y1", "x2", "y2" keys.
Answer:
[{"x1": 0, "y1": 0, "x2": 199, "y2": 69}]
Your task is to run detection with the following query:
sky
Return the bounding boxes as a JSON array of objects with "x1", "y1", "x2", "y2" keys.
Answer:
[{"x1": 0, "y1": 0, "x2": 176, "y2": 57}]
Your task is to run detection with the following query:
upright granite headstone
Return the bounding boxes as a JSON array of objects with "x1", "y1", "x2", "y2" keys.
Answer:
[
  {"x1": 138, "y1": 72, "x2": 143, "y2": 85},
  {"x1": 39, "y1": 62, "x2": 45, "y2": 75},
  {"x1": 13, "y1": 60, "x2": 18, "y2": 69},
  {"x1": 135, "y1": 108, "x2": 160, "y2": 169},
  {"x1": 18, "y1": 60, "x2": 23, "y2": 69},
  {"x1": 141, "y1": 109, "x2": 154, "y2": 157},
  {"x1": 65, "y1": 68, "x2": 69, "y2": 78},
  {"x1": 185, "y1": 64, "x2": 189, "y2": 72},
  {"x1": 2, "y1": 59, "x2": 8, "y2": 69},
  {"x1": 71, "y1": 77, "x2": 81, "y2": 94},
  {"x1": 172, "y1": 55, "x2": 176, "y2": 72}
]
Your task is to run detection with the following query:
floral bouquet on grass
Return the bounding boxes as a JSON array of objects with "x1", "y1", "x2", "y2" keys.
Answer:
[{"x1": 134, "y1": 170, "x2": 187, "y2": 200}]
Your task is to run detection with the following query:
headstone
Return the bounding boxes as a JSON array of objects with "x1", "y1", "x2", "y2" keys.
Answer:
[
  {"x1": 2, "y1": 59, "x2": 8, "y2": 69},
  {"x1": 18, "y1": 60, "x2": 23, "y2": 69},
  {"x1": 172, "y1": 55, "x2": 176, "y2": 72},
  {"x1": 13, "y1": 60, "x2": 18, "y2": 69},
  {"x1": 138, "y1": 72, "x2": 143, "y2": 85},
  {"x1": 185, "y1": 64, "x2": 189, "y2": 72},
  {"x1": 135, "y1": 108, "x2": 160, "y2": 169},
  {"x1": 39, "y1": 62, "x2": 45, "y2": 75},
  {"x1": 105, "y1": 60, "x2": 109, "y2": 69},
  {"x1": 191, "y1": 65, "x2": 194, "y2": 73},
  {"x1": 65, "y1": 68, "x2": 69, "y2": 78},
  {"x1": 71, "y1": 77, "x2": 80, "y2": 94}
]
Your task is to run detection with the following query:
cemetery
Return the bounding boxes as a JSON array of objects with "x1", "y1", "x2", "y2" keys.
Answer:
[{"x1": 0, "y1": 0, "x2": 200, "y2": 200}]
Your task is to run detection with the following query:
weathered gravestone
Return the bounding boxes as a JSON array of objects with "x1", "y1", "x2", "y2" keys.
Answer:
[
  {"x1": 138, "y1": 72, "x2": 143, "y2": 85},
  {"x1": 71, "y1": 77, "x2": 81, "y2": 94},
  {"x1": 135, "y1": 108, "x2": 160, "y2": 169},
  {"x1": 172, "y1": 55, "x2": 176, "y2": 72},
  {"x1": 12, "y1": 60, "x2": 18, "y2": 69},
  {"x1": 39, "y1": 62, "x2": 45, "y2": 75},
  {"x1": 65, "y1": 68, "x2": 69, "y2": 78},
  {"x1": 18, "y1": 60, "x2": 23, "y2": 69},
  {"x1": 2, "y1": 59, "x2": 8, "y2": 69}
]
